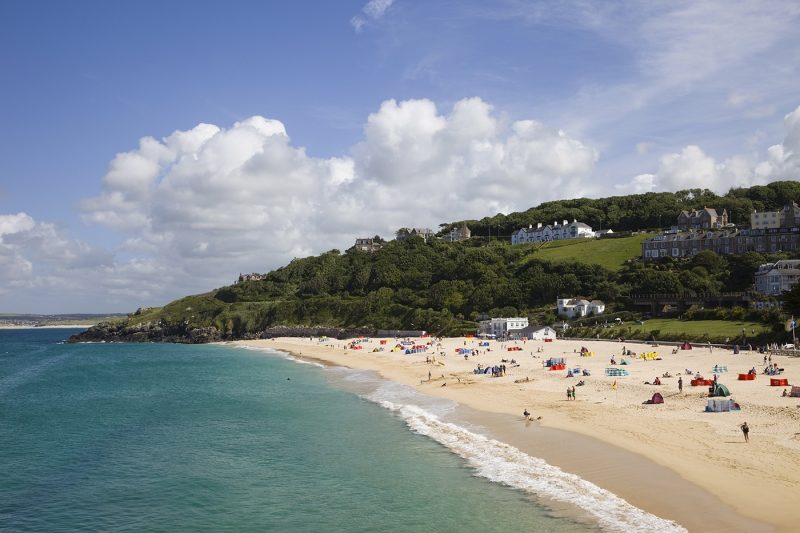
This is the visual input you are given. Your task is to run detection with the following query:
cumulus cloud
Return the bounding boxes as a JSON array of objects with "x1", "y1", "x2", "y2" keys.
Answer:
[
  {"x1": 71, "y1": 97, "x2": 597, "y2": 308},
  {"x1": 616, "y1": 104, "x2": 800, "y2": 194},
  {"x1": 0, "y1": 213, "x2": 115, "y2": 306}
]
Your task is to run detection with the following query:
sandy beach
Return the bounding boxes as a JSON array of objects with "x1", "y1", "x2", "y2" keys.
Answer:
[{"x1": 233, "y1": 335, "x2": 800, "y2": 532}]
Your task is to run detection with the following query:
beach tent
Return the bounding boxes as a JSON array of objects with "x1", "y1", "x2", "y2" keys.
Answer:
[
  {"x1": 705, "y1": 399, "x2": 740, "y2": 412},
  {"x1": 644, "y1": 392, "x2": 664, "y2": 404},
  {"x1": 680, "y1": 342, "x2": 693, "y2": 350},
  {"x1": 710, "y1": 383, "x2": 731, "y2": 397}
]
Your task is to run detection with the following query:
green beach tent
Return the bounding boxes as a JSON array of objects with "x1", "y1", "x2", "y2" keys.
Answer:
[{"x1": 710, "y1": 383, "x2": 731, "y2": 397}]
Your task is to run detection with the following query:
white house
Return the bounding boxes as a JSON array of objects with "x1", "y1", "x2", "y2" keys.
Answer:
[
  {"x1": 557, "y1": 298, "x2": 605, "y2": 318},
  {"x1": 479, "y1": 317, "x2": 529, "y2": 338},
  {"x1": 754, "y1": 260, "x2": 800, "y2": 296},
  {"x1": 511, "y1": 325, "x2": 556, "y2": 340},
  {"x1": 447, "y1": 223, "x2": 471, "y2": 242},
  {"x1": 511, "y1": 219, "x2": 594, "y2": 245}
]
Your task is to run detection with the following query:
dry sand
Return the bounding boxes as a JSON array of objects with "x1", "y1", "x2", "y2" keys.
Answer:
[{"x1": 233, "y1": 336, "x2": 800, "y2": 531}]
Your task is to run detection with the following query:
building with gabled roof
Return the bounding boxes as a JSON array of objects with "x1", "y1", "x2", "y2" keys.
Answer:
[
  {"x1": 676, "y1": 207, "x2": 728, "y2": 231},
  {"x1": 754, "y1": 260, "x2": 800, "y2": 296}
]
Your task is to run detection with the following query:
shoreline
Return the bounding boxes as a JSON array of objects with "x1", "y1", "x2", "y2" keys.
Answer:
[
  {"x1": 233, "y1": 336, "x2": 800, "y2": 532},
  {"x1": 0, "y1": 324, "x2": 91, "y2": 329}
]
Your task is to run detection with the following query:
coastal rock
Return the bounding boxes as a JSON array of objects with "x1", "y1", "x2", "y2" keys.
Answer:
[{"x1": 67, "y1": 321, "x2": 221, "y2": 344}]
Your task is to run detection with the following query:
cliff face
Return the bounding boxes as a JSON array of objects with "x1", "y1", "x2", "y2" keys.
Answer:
[{"x1": 67, "y1": 321, "x2": 222, "y2": 344}]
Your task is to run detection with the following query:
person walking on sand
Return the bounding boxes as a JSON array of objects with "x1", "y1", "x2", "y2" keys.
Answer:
[
  {"x1": 566, "y1": 387, "x2": 572, "y2": 400},
  {"x1": 740, "y1": 422, "x2": 750, "y2": 443},
  {"x1": 523, "y1": 409, "x2": 531, "y2": 421},
  {"x1": 678, "y1": 376, "x2": 683, "y2": 393},
  {"x1": 571, "y1": 386, "x2": 576, "y2": 400},
  {"x1": 428, "y1": 370, "x2": 432, "y2": 381}
]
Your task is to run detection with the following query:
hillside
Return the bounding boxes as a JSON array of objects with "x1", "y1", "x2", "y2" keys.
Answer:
[
  {"x1": 69, "y1": 182, "x2": 800, "y2": 344},
  {"x1": 520, "y1": 233, "x2": 651, "y2": 272}
]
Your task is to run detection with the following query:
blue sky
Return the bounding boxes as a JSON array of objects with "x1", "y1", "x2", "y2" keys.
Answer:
[{"x1": 2, "y1": 0, "x2": 800, "y2": 313}]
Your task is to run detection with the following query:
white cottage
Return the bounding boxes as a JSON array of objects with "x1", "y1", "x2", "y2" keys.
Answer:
[{"x1": 557, "y1": 297, "x2": 605, "y2": 318}]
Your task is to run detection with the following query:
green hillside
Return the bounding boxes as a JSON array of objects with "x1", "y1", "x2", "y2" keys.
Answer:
[
  {"x1": 76, "y1": 181, "x2": 800, "y2": 342},
  {"x1": 521, "y1": 234, "x2": 651, "y2": 272}
]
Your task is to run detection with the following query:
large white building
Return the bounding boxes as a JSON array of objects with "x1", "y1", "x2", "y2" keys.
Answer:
[
  {"x1": 751, "y1": 202, "x2": 800, "y2": 229},
  {"x1": 478, "y1": 317, "x2": 529, "y2": 338},
  {"x1": 557, "y1": 298, "x2": 605, "y2": 318},
  {"x1": 511, "y1": 219, "x2": 594, "y2": 245},
  {"x1": 754, "y1": 260, "x2": 800, "y2": 296}
]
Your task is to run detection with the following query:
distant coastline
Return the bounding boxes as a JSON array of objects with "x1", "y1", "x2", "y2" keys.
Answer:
[{"x1": 0, "y1": 324, "x2": 91, "y2": 329}]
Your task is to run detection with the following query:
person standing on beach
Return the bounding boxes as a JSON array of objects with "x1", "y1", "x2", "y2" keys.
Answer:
[
  {"x1": 566, "y1": 387, "x2": 572, "y2": 400},
  {"x1": 571, "y1": 386, "x2": 576, "y2": 400},
  {"x1": 740, "y1": 422, "x2": 750, "y2": 442},
  {"x1": 678, "y1": 376, "x2": 683, "y2": 393}
]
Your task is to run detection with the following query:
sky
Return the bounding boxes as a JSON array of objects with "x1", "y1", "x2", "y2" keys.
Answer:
[{"x1": 2, "y1": 0, "x2": 800, "y2": 313}]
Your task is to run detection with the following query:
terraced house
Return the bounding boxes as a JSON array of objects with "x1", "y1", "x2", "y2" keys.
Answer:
[
  {"x1": 642, "y1": 227, "x2": 800, "y2": 260},
  {"x1": 511, "y1": 219, "x2": 594, "y2": 245}
]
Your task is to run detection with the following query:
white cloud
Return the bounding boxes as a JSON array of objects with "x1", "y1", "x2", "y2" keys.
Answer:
[
  {"x1": 363, "y1": 0, "x2": 394, "y2": 19},
  {"x1": 755, "y1": 105, "x2": 800, "y2": 180},
  {"x1": 68, "y1": 97, "x2": 597, "y2": 310},
  {"x1": 351, "y1": 0, "x2": 395, "y2": 31},
  {"x1": 616, "y1": 104, "x2": 800, "y2": 193}
]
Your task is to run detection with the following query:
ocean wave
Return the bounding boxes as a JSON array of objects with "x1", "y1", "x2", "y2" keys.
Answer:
[
  {"x1": 373, "y1": 399, "x2": 686, "y2": 533},
  {"x1": 234, "y1": 344, "x2": 326, "y2": 368}
]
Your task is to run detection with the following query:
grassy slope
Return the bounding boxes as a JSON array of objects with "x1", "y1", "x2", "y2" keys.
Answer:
[
  {"x1": 520, "y1": 234, "x2": 651, "y2": 272},
  {"x1": 635, "y1": 318, "x2": 770, "y2": 337}
]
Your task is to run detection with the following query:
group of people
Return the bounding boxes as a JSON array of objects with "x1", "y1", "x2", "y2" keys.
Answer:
[{"x1": 566, "y1": 386, "x2": 577, "y2": 400}]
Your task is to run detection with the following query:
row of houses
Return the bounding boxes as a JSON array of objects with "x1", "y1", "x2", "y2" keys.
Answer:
[
  {"x1": 354, "y1": 224, "x2": 472, "y2": 252},
  {"x1": 642, "y1": 226, "x2": 800, "y2": 260},
  {"x1": 510, "y1": 219, "x2": 597, "y2": 245}
]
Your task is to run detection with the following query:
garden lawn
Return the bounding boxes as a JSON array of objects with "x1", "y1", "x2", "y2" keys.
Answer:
[{"x1": 629, "y1": 319, "x2": 771, "y2": 339}]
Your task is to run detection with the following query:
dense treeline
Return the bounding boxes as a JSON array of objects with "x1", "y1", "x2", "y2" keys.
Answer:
[
  {"x1": 125, "y1": 181, "x2": 800, "y2": 338},
  {"x1": 443, "y1": 181, "x2": 800, "y2": 239}
]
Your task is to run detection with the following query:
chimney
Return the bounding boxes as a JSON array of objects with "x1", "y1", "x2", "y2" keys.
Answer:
[
  {"x1": 563, "y1": 219, "x2": 568, "y2": 226},
  {"x1": 554, "y1": 221, "x2": 557, "y2": 226},
  {"x1": 529, "y1": 224, "x2": 532, "y2": 229},
  {"x1": 537, "y1": 223, "x2": 542, "y2": 229}
]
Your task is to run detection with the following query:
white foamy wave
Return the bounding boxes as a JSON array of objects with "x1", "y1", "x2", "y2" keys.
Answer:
[
  {"x1": 377, "y1": 400, "x2": 686, "y2": 533},
  {"x1": 233, "y1": 345, "x2": 327, "y2": 368},
  {"x1": 282, "y1": 354, "x2": 326, "y2": 368},
  {"x1": 366, "y1": 380, "x2": 458, "y2": 419}
]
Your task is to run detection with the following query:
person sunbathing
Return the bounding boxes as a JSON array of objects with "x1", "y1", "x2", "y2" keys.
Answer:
[{"x1": 654, "y1": 377, "x2": 662, "y2": 385}]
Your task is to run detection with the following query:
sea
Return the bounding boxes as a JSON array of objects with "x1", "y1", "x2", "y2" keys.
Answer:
[{"x1": 0, "y1": 328, "x2": 685, "y2": 532}]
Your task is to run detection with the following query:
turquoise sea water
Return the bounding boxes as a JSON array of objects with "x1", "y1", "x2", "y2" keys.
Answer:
[{"x1": 0, "y1": 330, "x2": 680, "y2": 532}]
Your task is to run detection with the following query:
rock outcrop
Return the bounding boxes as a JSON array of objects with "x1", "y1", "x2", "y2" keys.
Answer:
[{"x1": 67, "y1": 320, "x2": 221, "y2": 344}]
